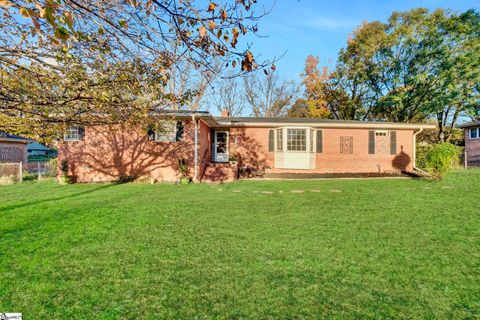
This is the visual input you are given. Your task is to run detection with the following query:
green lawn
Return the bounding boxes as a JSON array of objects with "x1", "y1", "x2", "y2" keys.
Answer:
[{"x1": 1, "y1": 171, "x2": 480, "y2": 319}]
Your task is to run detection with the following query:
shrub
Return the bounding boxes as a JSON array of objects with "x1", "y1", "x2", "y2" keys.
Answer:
[
  {"x1": 23, "y1": 171, "x2": 39, "y2": 181},
  {"x1": 416, "y1": 144, "x2": 433, "y2": 170},
  {"x1": 422, "y1": 143, "x2": 462, "y2": 179},
  {"x1": 46, "y1": 158, "x2": 58, "y2": 177},
  {"x1": 178, "y1": 159, "x2": 189, "y2": 177},
  {"x1": 60, "y1": 159, "x2": 69, "y2": 176}
]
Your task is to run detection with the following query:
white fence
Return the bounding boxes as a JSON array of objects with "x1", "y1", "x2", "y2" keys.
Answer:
[
  {"x1": 0, "y1": 162, "x2": 22, "y2": 184},
  {"x1": 25, "y1": 161, "x2": 56, "y2": 177},
  {"x1": 0, "y1": 161, "x2": 57, "y2": 184}
]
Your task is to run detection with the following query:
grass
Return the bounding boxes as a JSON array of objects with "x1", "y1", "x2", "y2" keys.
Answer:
[{"x1": 1, "y1": 170, "x2": 480, "y2": 319}]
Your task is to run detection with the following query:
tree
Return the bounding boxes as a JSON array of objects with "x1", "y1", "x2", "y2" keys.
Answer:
[
  {"x1": 287, "y1": 99, "x2": 309, "y2": 118},
  {"x1": 331, "y1": 22, "x2": 383, "y2": 121},
  {"x1": 433, "y1": 10, "x2": 480, "y2": 141},
  {"x1": 296, "y1": 53, "x2": 372, "y2": 120},
  {"x1": 0, "y1": 0, "x2": 272, "y2": 134},
  {"x1": 210, "y1": 73, "x2": 246, "y2": 117},
  {"x1": 338, "y1": 8, "x2": 480, "y2": 134},
  {"x1": 165, "y1": 56, "x2": 221, "y2": 111},
  {"x1": 243, "y1": 71, "x2": 297, "y2": 117},
  {"x1": 297, "y1": 55, "x2": 332, "y2": 118}
]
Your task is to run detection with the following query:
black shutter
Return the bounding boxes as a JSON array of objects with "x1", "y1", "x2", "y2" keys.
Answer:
[
  {"x1": 211, "y1": 128, "x2": 215, "y2": 162},
  {"x1": 316, "y1": 130, "x2": 323, "y2": 153},
  {"x1": 268, "y1": 129, "x2": 274, "y2": 152},
  {"x1": 368, "y1": 131, "x2": 375, "y2": 154},
  {"x1": 176, "y1": 121, "x2": 185, "y2": 141},
  {"x1": 390, "y1": 131, "x2": 397, "y2": 155},
  {"x1": 78, "y1": 126, "x2": 85, "y2": 140},
  {"x1": 147, "y1": 125, "x2": 155, "y2": 141}
]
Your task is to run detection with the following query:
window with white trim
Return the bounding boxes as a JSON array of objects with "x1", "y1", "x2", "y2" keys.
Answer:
[
  {"x1": 470, "y1": 127, "x2": 479, "y2": 139},
  {"x1": 155, "y1": 120, "x2": 177, "y2": 142},
  {"x1": 276, "y1": 129, "x2": 283, "y2": 151},
  {"x1": 287, "y1": 129, "x2": 307, "y2": 152},
  {"x1": 64, "y1": 125, "x2": 83, "y2": 141}
]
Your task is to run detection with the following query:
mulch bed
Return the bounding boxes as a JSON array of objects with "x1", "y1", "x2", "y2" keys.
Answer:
[{"x1": 252, "y1": 171, "x2": 419, "y2": 180}]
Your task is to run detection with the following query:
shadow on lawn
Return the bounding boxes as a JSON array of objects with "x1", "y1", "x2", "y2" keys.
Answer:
[{"x1": 0, "y1": 184, "x2": 114, "y2": 213}]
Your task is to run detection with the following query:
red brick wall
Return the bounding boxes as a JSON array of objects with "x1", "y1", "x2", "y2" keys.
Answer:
[
  {"x1": 465, "y1": 127, "x2": 480, "y2": 166},
  {"x1": 0, "y1": 142, "x2": 27, "y2": 163},
  {"x1": 230, "y1": 127, "x2": 274, "y2": 169},
  {"x1": 315, "y1": 128, "x2": 413, "y2": 173},
  {"x1": 229, "y1": 127, "x2": 415, "y2": 174},
  {"x1": 198, "y1": 120, "x2": 212, "y2": 179},
  {"x1": 58, "y1": 122, "x2": 195, "y2": 182},
  {"x1": 59, "y1": 122, "x2": 417, "y2": 183}
]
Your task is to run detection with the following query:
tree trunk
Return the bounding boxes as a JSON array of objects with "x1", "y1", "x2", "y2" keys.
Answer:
[{"x1": 446, "y1": 108, "x2": 461, "y2": 142}]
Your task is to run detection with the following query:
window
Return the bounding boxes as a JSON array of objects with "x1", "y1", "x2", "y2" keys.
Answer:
[
  {"x1": 64, "y1": 125, "x2": 84, "y2": 141},
  {"x1": 470, "y1": 128, "x2": 479, "y2": 139},
  {"x1": 310, "y1": 129, "x2": 314, "y2": 152},
  {"x1": 287, "y1": 129, "x2": 307, "y2": 152},
  {"x1": 276, "y1": 129, "x2": 283, "y2": 151},
  {"x1": 375, "y1": 131, "x2": 388, "y2": 136},
  {"x1": 154, "y1": 120, "x2": 177, "y2": 142}
]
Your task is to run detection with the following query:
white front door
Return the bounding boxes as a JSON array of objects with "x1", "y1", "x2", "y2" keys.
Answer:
[{"x1": 214, "y1": 131, "x2": 229, "y2": 162}]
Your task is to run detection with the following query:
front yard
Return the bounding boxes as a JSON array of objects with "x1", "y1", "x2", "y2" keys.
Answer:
[{"x1": 1, "y1": 170, "x2": 479, "y2": 318}]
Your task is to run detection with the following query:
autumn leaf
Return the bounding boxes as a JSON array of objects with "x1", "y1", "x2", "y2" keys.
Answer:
[
  {"x1": 221, "y1": 9, "x2": 228, "y2": 21},
  {"x1": 38, "y1": 7, "x2": 46, "y2": 18},
  {"x1": 20, "y1": 8, "x2": 30, "y2": 18},
  {"x1": 242, "y1": 51, "x2": 254, "y2": 71},
  {"x1": 31, "y1": 17, "x2": 41, "y2": 32},
  {"x1": 208, "y1": 20, "x2": 217, "y2": 30},
  {"x1": 207, "y1": 2, "x2": 217, "y2": 13},
  {"x1": 232, "y1": 27, "x2": 240, "y2": 38},
  {"x1": 231, "y1": 27, "x2": 239, "y2": 48},
  {"x1": 198, "y1": 25, "x2": 207, "y2": 38},
  {"x1": 271, "y1": 63, "x2": 277, "y2": 71},
  {"x1": 64, "y1": 11, "x2": 74, "y2": 30},
  {"x1": 246, "y1": 51, "x2": 254, "y2": 63},
  {"x1": 0, "y1": 0, "x2": 13, "y2": 7},
  {"x1": 118, "y1": 20, "x2": 128, "y2": 29}
]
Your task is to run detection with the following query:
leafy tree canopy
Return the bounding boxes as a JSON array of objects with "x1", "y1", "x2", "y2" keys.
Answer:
[
  {"x1": 0, "y1": 0, "x2": 272, "y2": 135},
  {"x1": 302, "y1": 8, "x2": 480, "y2": 137}
]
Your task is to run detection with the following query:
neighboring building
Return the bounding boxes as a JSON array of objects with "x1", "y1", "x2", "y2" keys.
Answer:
[
  {"x1": 27, "y1": 142, "x2": 57, "y2": 159},
  {"x1": 458, "y1": 121, "x2": 480, "y2": 166},
  {"x1": 0, "y1": 132, "x2": 29, "y2": 163},
  {"x1": 57, "y1": 110, "x2": 435, "y2": 183}
]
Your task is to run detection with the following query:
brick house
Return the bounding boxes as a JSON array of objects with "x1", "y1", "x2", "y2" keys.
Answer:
[
  {"x1": 57, "y1": 110, "x2": 435, "y2": 183},
  {"x1": 459, "y1": 121, "x2": 480, "y2": 166},
  {"x1": 0, "y1": 132, "x2": 29, "y2": 163}
]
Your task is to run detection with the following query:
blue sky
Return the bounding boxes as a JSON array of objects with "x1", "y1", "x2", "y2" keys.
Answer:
[{"x1": 245, "y1": 0, "x2": 480, "y2": 82}]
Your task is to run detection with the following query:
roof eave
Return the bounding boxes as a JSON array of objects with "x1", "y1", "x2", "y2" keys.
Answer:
[
  {"x1": 0, "y1": 138, "x2": 30, "y2": 143},
  {"x1": 215, "y1": 121, "x2": 436, "y2": 130},
  {"x1": 457, "y1": 121, "x2": 480, "y2": 129}
]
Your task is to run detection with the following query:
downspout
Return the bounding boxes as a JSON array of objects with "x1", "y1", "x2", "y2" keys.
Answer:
[
  {"x1": 413, "y1": 127, "x2": 429, "y2": 175},
  {"x1": 193, "y1": 115, "x2": 198, "y2": 182}
]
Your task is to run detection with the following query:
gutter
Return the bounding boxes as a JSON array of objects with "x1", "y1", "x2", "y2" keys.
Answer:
[
  {"x1": 0, "y1": 138, "x2": 31, "y2": 143},
  {"x1": 412, "y1": 127, "x2": 430, "y2": 176},
  {"x1": 192, "y1": 115, "x2": 198, "y2": 182},
  {"x1": 215, "y1": 121, "x2": 436, "y2": 130}
]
